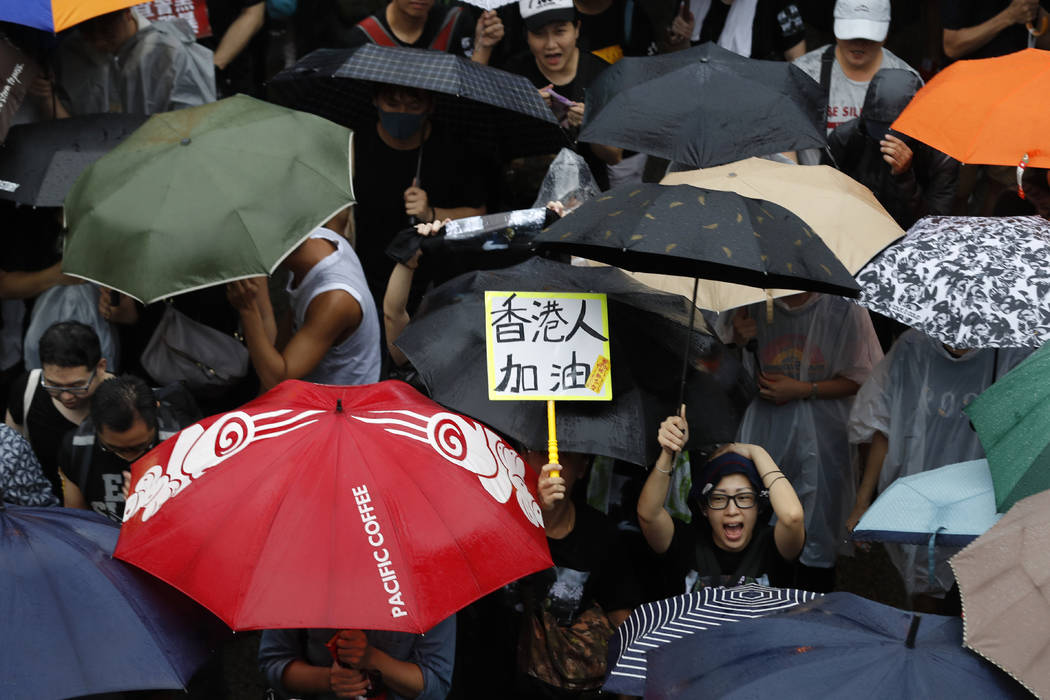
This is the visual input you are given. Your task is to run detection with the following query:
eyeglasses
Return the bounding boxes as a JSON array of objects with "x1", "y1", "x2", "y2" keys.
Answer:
[
  {"x1": 40, "y1": 368, "x2": 98, "y2": 396},
  {"x1": 706, "y1": 492, "x2": 758, "y2": 510},
  {"x1": 97, "y1": 431, "x2": 157, "y2": 462}
]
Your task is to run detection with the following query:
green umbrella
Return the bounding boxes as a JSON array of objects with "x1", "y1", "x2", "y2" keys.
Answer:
[
  {"x1": 965, "y1": 342, "x2": 1050, "y2": 512},
  {"x1": 63, "y1": 95, "x2": 354, "y2": 303}
]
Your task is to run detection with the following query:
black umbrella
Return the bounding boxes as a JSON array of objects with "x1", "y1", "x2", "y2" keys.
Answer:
[
  {"x1": 0, "y1": 113, "x2": 146, "y2": 207},
  {"x1": 395, "y1": 257, "x2": 742, "y2": 466},
  {"x1": 580, "y1": 43, "x2": 826, "y2": 169},
  {"x1": 268, "y1": 44, "x2": 569, "y2": 159},
  {"x1": 0, "y1": 36, "x2": 39, "y2": 144},
  {"x1": 533, "y1": 182, "x2": 860, "y2": 296}
]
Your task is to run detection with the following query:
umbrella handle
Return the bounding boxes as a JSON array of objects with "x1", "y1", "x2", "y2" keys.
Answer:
[{"x1": 547, "y1": 400, "x2": 560, "y2": 478}]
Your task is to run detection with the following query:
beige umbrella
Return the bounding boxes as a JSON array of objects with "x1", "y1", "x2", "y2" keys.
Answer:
[
  {"x1": 950, "y1": 489, "x2": 1050, "y2": 699},
  {"x1": 603, "y1": 158, "x2": 904, "y2": 313}
]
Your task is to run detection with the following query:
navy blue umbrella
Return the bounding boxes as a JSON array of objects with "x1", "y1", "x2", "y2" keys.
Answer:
[
  {"x1": 0, "y1": 501, "x2": 225, "y2": 700},
  {"x1": 645, "y1": 592, "x2": 1031, "y2": 699}
]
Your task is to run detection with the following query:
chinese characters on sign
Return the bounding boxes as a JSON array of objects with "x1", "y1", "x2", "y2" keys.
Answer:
[
  {"x1": 485, "y1": 291, "x2": 612, "y2": 401},
  {"x1": 136, "y1": 0, "x2": 212, "y2": 38}
]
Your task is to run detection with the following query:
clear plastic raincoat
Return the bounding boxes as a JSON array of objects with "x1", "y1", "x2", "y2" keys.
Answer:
[
  {"x1": 848, "y1": 330, "x2": 1031, "y2": 595},
  {"x1": 722, "y1": 294, "x2": 882, "y2": 568}
]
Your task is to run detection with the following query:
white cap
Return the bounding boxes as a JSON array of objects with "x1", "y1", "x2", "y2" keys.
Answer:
[
  {"x1": 833, "y1": 0, "x2": 890, "y2": 42},
  {"x1": 519, "y1": 0, "x2": 576, "y2": 32}
]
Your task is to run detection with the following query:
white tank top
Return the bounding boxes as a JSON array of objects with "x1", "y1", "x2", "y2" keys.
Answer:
[{"x1": 286, "y1": 227, "x2": 381, "y2": 386}]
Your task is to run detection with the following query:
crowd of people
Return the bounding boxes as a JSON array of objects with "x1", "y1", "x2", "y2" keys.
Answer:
[{"x1": 3, "y1": 0, "x2": 1050, "y2": 698}]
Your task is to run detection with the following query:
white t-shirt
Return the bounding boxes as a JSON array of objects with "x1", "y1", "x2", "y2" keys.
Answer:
[{"x1": 792, "y1": 44, "x2": 920, "y2": 134}]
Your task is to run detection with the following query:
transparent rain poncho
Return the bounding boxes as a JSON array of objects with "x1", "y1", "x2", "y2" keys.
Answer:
[
  {"x1": 849, "y1": 330, "x2": 1031, "y2": 596},
  {"x1": 719, "y1": 294, "x2": 883, "y2": 568},
  {"x1": 532, "y1": 148, "x2": 601, "y2": 214}
]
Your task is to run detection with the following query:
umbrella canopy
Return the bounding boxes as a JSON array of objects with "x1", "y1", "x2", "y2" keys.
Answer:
[
  {"x1": 852, "y1": 459, "x2": 1002, "y2": 547},
  {"x1": 115, "y1": 380, "x2": 553, "y2": 632},
  {"x1": 950, "y1": 489, "x2": 1050, "y2": 699},
  {"x1": 892, "y1": 48, "x2": 1050, "y2": 168},
  {"x1": 605, "y1": 583, "x2": 822, "y2": 697},
  {"x1": 0, "y1": 503, "x2": 223, "y2": 700},
  {"x1": 533, "y1": 182, "x2": 861, "y2": 297},
  {"x1": 857, "y1": 214, "x2": 1050, "y2": 348},
  {"x1": 645, "y1": 592, "x2": 1031, "y2": 699},
  {"x1": 0, "y1": 38, "x2": 39, "y2": 144},
  {"x1": 269, "y1": 44, "x2": 567, "y2": 159},
  {"x1": 62, "y1": 95, "x2": 354, "y2": 303},
  {"x1": 0, "y1": 113, "x2": 146, "y2": 207},
  {"x1": 395, "y1": 256, "x2": 741, "y2": 466},
  {"x1": 579, "y1": 43, "x2": 827, "y2": 169},
  {"x1": 0, "y1": 0, "x2": 139, "y2": 33},
  {"x1": 631, "y1": 158, "x2": 903, "y2": 312},
  {"x1": 965, "y1": 340, "x2": 1050, "y2": 511}
]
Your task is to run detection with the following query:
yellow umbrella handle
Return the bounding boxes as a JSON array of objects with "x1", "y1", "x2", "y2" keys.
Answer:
[{"x1": 547, "y1": 400, "x2": 560, "y2": 479}]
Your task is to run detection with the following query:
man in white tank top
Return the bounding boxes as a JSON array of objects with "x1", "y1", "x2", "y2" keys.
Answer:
[{"x1": 227, "y1": 208, "x2": 381, "y2": 390}]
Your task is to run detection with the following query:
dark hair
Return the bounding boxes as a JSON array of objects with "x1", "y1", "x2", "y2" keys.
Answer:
[
  {"x1": 79, "y1": 9, "x2": 128, "y2": 37},
  {"x1": 39, "y1": 321, "x2": 102, "y2": 369},
  {"x1": 90, "y1": 376, "x2": 157, "y2": 433},
  {"x1": 371, "y1": 82, "x2": 433, "y2": 103}
]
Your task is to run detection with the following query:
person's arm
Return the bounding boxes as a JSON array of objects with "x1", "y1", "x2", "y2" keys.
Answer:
[
  {"x1": 228, "y1": 278, "x2": 361, "y2": 391},
  {"x1": 845, "y1": 429, "x2": 889, "y2": 532},
  {"x1": 637, "y1": 408, "x2": 687, "y2": 554},
  {"x1": 783, "y1": 39, "x2": 806, "y2": 60},
  {"x1": 942, "y1": 0, "x2": 1040, "y2": 58},
  {"x1": 213, "y1": 2, "x2": 266, "y2": 71},
  {"x1": 914, "y1": 150, "x2": 960, "y2": 218},
  {"x1": 403, "y1": 185, "x2": 485, "y2": 223},
  {"x1": 259, "y1": 628, "x2": 370, "y2": 699},
  {"x1": 758, "y1": 374, "x2": 860, "y2": 404},
  {"x1": 588, "y1": 142, "x2": 624, "y2": 166},
  {"x1": 0, "y1": 264, "x2": 80, "y2": 300},
  {"x1": 59, "y1": 469, "x2": 87, "y2": 509},
  {"x1": 5, "y1": 410, "x2": 24, "y2": 436},
  {"x1": 336, "y1": 629, "x2": 445, "y2": 699},
  {"x1": 732, "y1": 443, "x2": 805, "y2": 561},
  {"x1": 384, "y1": 262, "x2": 415, "y2": 367},
  {"x1": 471, "y1": 10, "x2": 504, "y2": 65}
]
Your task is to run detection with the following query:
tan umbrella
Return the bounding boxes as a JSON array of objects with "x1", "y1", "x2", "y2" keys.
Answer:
[
  {"x1": 604, "y1": 158, "x2": 904, "y2": 313},
  {"x1": 950, "y1": 489, "x2": 1050, "y2": 699}
]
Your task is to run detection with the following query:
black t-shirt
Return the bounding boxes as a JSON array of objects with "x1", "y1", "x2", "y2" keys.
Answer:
[
  {"x1": 533, "y1": 504, "x2": 639, "y2": 622},
  {"x1": 345, "y1": 4, "x2": 475, "y2": 54},
  {"x1": 8, "y1": 372, "x2": 77, "y2": 499},
  {"x1": 352, "y1": 123, "x2": 490, "y2": 299},
  {"x1": 577, "y1": 0, "x2": 666, "y2": 57},
  {"x1": 503, "y1": 49, "x2": 611, "y2": 189},
  {"x1": 663, "y1": 517, "x2": 791, "y2": 591},
  {"x1": 57, "y1": 437, "x2": 128, "y2": 522},
  {"x1": 941, "y1": 0, "x2": 1050, "y2": 60},
  {"x1": 695, "y1": 0, "x2": 806, "y2": 60}
]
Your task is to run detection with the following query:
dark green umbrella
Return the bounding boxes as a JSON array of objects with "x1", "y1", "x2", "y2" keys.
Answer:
[
  {"x1": 63, "y1": 95, "x2": 354, "y2": 303},
  {"x1": 532, "y1": 182, "x2": 860, "y2": 296},
  {"x1": 965, "y1": 341, "x2": 1050, "y2": 512}
]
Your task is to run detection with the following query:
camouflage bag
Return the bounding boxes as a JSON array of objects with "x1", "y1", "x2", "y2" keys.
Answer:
[{"x1": 520, "y1": 603, "x2": 615, "y2": 691}]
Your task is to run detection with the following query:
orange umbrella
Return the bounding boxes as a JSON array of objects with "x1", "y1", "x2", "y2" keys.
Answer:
[
  {"x1": 891, "y1": 48, "x2": 1050, "y2": 168},
  {"x1": 1, "y1": 0, "x2": 142, "y2": 34}
]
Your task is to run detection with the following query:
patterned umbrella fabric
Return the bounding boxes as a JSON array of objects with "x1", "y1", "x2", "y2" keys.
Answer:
[
  {"x1": 852, "y1": 459, "x2": 1002, "y2": 547},
  {"x1": 0, "y1": 38, "x2": 39, "y2": 144},
  {"x1": 534, "y1": 182, "x2": 861, "y2": 296},
  {"x1": 605, "y1": 583, "x2": 822, "y2": 696},
  {"x1": 645, "y1": 592, "x2": 1031, "y2": 699},
  {"x1": 857, "y1": 215, "x2": 1050, "y2": 348},
  {"x1": 965, "y1": 340, "x2": 1050, "y2": 512},
  {"x1": 951, "y1": 489, "x2": 1050, "y2": 699},
  {"x1": 116, "y1": 380, "x2": 553, "y2": 632},
  {"x1": 269, "y1": 45, "x2": 567, "y2": 159}
]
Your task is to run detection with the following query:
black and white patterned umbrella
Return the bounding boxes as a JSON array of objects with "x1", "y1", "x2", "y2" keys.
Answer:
[
  {"x1": 604, "y1": 583, "x2": 821, "y2": 696},
  {"x1": 268, "y1": 45, "x2": 568, "y2": 159},
  {"x1": 857, "y1": 215, "x2": 1050, "y2": 349}
]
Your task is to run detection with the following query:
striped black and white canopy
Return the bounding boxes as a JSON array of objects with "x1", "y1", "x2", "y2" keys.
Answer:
[{"x1": 605, "y1": 583, "x2": 822, "y2": 696}]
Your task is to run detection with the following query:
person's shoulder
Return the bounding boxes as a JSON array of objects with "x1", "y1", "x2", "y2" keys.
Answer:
[
  {"x1": 791, "y1": 44, "x2": 831, "y2": 77},
  {"x1": 879, "y1": 48, "x2": 921, "y2": 78}
]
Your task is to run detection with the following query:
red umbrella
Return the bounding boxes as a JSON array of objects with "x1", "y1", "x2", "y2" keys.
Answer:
[{"x1": 114, "y1": 380, "x2": 552, "y2": 633}]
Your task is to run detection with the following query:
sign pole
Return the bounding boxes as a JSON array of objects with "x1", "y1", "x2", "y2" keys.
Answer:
[{"x1": 547, "y1": 399, "x2": 560, "y2": 478}]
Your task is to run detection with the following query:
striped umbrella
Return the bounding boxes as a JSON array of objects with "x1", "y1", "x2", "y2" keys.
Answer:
[{"x1": 605, "y1": 583, "x2": 821, "y2": 696}]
